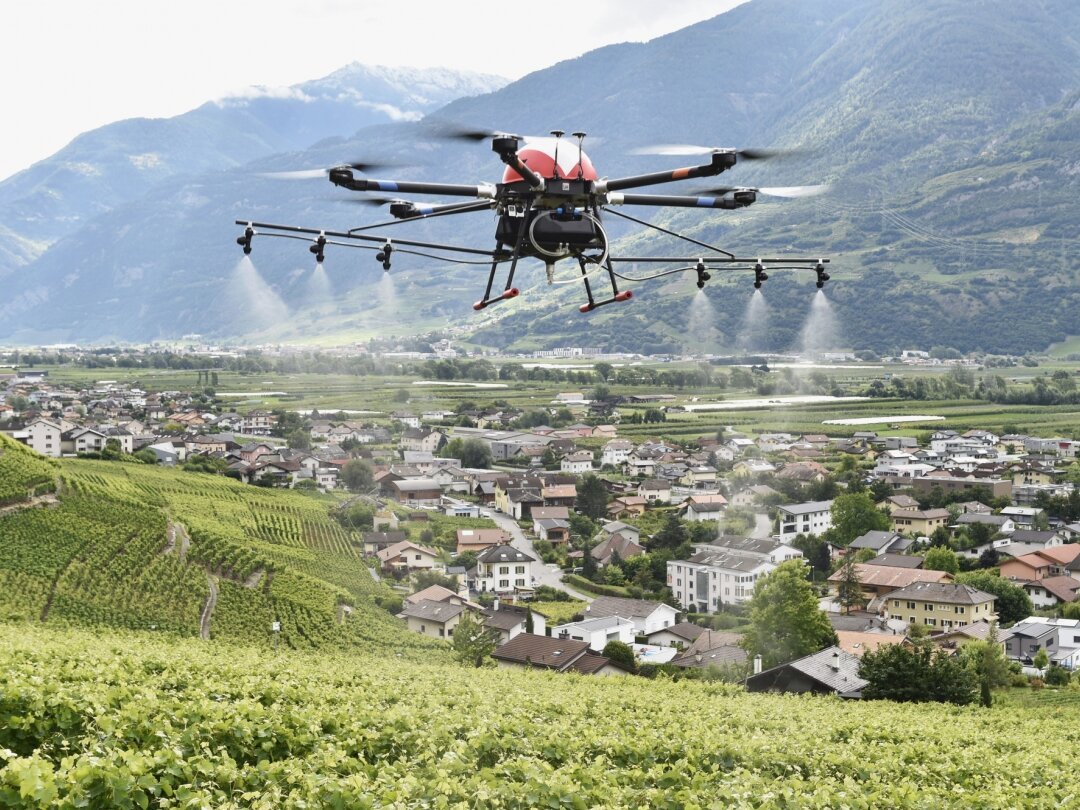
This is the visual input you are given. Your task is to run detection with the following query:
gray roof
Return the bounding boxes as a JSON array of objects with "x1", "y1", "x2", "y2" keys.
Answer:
[
  {"x1": 888, "y1": 581, "x2": 995, "y2": 605},
  {"x1": 955, "y1": 513, "x2": 1010, "y2": 526},
  {"x1": 686, "y1": 549, "x2": 770, "y2": 573},
  {"x1": 867, "y1": 553, "x2": 924, "y2": 569},
  {"x1": 477, "y1": 544, "x2": 535, "y2": 564},
  {"x1": 400, "y1": 599, "x2": 465, "y2": 623},
  {"x1": 849, "y1": 531, "x2": 905, "y2": 551},
  {"x1": 588, "y1": 596, "x2": 676, "y2": 620},
  {"x1": 778, "y1": 500, "x2": 834, "y2": 516},
  {"x1": 555, "y1": 615, "x2": 633, "y2": 633},
  {"x1": 746, "y1": 645, "x2": 868, "y2": 696}
]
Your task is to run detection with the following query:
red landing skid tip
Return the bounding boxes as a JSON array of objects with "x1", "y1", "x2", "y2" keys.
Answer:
[
  {"x1": 473, "y1": 287, "x2": 520, "y2": 311},
  {"x1": 579, "y1": 303, "x2": 595, "y2": 313},
  {"x1": 473, "y1": 301, "x2": 487, "y2": 311},
  {"x1": 615, "y1": 290, "x2": 633, "y2": 301}
]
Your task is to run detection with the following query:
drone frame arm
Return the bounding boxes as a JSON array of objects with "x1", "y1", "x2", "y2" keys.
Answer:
[
  {"x1": 606, "y1": 190, "x2": 756, "y2": 209},
  {"x1": 234, "y1": 220, "x2": 502, "y2": 257},
  {"x1": 595, "y1": 150, "x2": 737, "y2": 193},
  {"x1": 329, "y1": 168, "x2": 496, "y2": 199}
]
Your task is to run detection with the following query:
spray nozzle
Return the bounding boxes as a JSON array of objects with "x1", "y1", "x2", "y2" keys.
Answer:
[
  {"x1": 695, "y1": 260, "x2": 711, "y2": 290},
  {"x1": 309, "y1": 233, "x2": 326, "y2": 263},
  {"x1": 376, "y1": 240, "x2": 393, "y2": 271},
  {"x1": 236, "y1": 225, "x2": 254, "y2": 255},
  {"x1": 815, "y1": 260, "x2": 829, "y2": 289},
  {"x1": 754, "y1": 260, "x2": 768, "y2": 289}
]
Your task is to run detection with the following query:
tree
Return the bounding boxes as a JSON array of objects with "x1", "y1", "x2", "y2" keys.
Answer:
[
  {"x1": 576, "y1": 474, "x2": 609, "y2": 521},
  {"x1": 859, "y1": 639, "x2": 976, "y2": 705},
  {"x1": 959, "y1": 623, "x2": 1010, "y2": 707},
  {"x1": 829, "y1": 493, "x2": 891, "y2": 546},
  {"x1": 452, "y1": 612, "x2": 498, "y2": 668},
  {"x1": 286, "y1": 429, "x2": 311, "y2": 451},
  {"x1": 1033, "y1": 648, "x2": 1049, "y2": 674},
  {"x1": 594, "y1": 362, "x2": 614, "y2": 382},
  {"x1": 835, "y1": 553, "x2": 863, "y2": 614},
  {"x1": 742, "y1": 560, "x2": 838, "y2": 669},
  {"x1": 955, "y1": 571, "x2": 1033, "y2": 626},
  {"x1": 923, "y1": 546, "x2": 959, "y2": 575},
  {"x1": 459, "y1": 438, "x2": 493, "y2": 469},
  {"x1": 791, "y1": 534, "x2": 831, "y2": 577},
  {"x1": 341, "y1": 459, "x2": 375, "y2": 493},
  {"x1": 651, "y1": 512, "x2": 689, "y2": 551},
  {"x1": 602, "y1": 640, "x2": 637, "y2": 673}
]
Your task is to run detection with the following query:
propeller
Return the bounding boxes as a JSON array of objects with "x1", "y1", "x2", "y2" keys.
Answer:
[
  {"x1": 696, "y1": 184, "x2": 830, "y2": 198},
  {"x1": 630, "y1": 144, "x2": 799, "y2": 160},
  {"x1": 258, "y1": 160, "x2": 400, "y2": 180},
  {"x1": 419, "y1": 120, "x2": 576, "y2": 144},
  {"x1": 338, "y1": 195, "x2": 403, "y2": 207}
]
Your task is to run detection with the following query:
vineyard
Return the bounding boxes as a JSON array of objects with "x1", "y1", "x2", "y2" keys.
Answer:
[
  {"x1": 2, "y1": 624, "x2": 1080, "y2": 808},
  {"x1": 0, "y1": 434, "x2": 58, "y2": 507},
  {"x1": 0, "y1": 454, "x2": 444, "y2": 655}
]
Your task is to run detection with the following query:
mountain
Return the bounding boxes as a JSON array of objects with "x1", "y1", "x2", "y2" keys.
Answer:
[
  {"x1": 0, "y1": 64, "x2": 505, "y2": 278},
  {"x1": 1, "y1": 0, "x2": 1078, "y2": 353}
]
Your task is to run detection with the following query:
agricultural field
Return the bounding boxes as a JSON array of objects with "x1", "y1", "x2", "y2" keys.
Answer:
[
  {"x1": 0, "y1": 452, "x2": 445, "y2": 656},
  {"x1": 0, "y1": 434, "x2": 58, "y2": 507},
  {"x1": 3, "y1": 623, "x2": 1080, "y2": 808}
]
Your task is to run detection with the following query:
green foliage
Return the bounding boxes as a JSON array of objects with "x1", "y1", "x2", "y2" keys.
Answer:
[
  {"x1": 340, "y1": 458, "x2": 375, "y2": 492},
  {"x1": 859, "y1": 640, "x2": 977, "y2": 705},
  {"x1": 829, "y1": 493, "x2": 891, "y2": 546},
  {"x1": 955, "y1": 571, "x2": 1033, "y2": 626},
  {"x1": 0, "y1": 435, "x2": 58, "y2": 507},
  {"x1": 742, "y1": 560, "x2": 838, "y2": 668},
  {"x1": 650, "y1": 512, "x2": 689, "y2": 551},
  {"x1": 452, "y1": 611, "x2": 498, "y2": 668},
  {"x1": 602, "y1": 640, "x2": 637, "y2": 673},
  {"x1": 575, "y1": 474, "x2": 609, "y2": 521},
  {"x1": 923, "y1": 546, "x2": 960, "y2": 574},
  {"x1": 1033, "y1": 648, "x2": 1050, "y2": 672}
]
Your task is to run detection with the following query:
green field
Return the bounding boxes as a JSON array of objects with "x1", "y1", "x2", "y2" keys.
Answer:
[
  {"x1": 2, "y1": 623, "x2": 1079, "y2": 808},
  {"x1": 0, "y1": 435, "x2": 444, "y2": 656}
]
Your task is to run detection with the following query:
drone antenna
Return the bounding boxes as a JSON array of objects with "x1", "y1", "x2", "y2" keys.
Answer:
[
  {"x1": 573, "y1": 132, "x2": 586, "y2": 179},
  {"x1": 550, "y1": 130, "x2": 564, "y2": 180}
]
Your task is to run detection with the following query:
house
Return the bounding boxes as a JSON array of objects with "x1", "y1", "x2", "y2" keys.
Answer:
[
  {"x1": 930, "y1": 621, "x2": 995, "y2": 653},
  {"x1": 866, "y1": 552, "x2": 924, "y2": 569},
  {"x1": 890, "y1": 508, "x2": 951, "y2": 536},
  {"x1": 390, "y1": 478, "x2": 443, "y2": 507},
  {"x1": 679, "y1": 465, "x2": 718, "y2": 490},
  {"x1": 491, "y1": 633, "x2": 631, "y2": 675},
  {"x1": 399, "y1": 427, "x2": 445, "y2": 454},
  {"x1": 877, "y1": 494, "x2": 921, "y2": 514},
  {"x1": 884, "y1": 582, "x2": 997, "y2": 630},
  {"x1": 400, "y1": 598, "x2": 466, "y2": 639},
  {"x1": 602, "y1": 439, "x2": 635, "y2": 468},
  {"x1": 474, "y1": 544, "x2": 536, "y2": 594},
  {"x1": 1001, "y1": 617, "x2": 1080, "y2": 669},
  {"x1": 835, "y1": 632, "x2": 907, "y2": 658},
  {"x1": 591, "y1": 532, "x2": 645, "y2": 568},
  {"x1": 1022, "y1": 576, "x2": 1080, "y2": 609},
  {"x1": 376, "y1": 540, "x2": 440, "y2": 571},
  {"x1": 553, "y1": 615, "x2": 636, "y2": 651},
  {"x1": 730, "y1": 484, "x2": 779, "y2": 508},
  {"x1": 534, "y1": 518, "x2": 571, "y2": 544},
  {"x1": 732, "y1": 459, "x2": 777, "y2": 478},
  {"x1": 668, "y1": 537, "x2": 802, "y2": 612},
  {"x1": 848, "y1": 531, "x2": 913, "y2": 555},
  {"x1": 584, "y1": 596, "x2": 680, "y2": 635},
  {"x1": 682, "y1": 494, "x2": 728, "y2": 523},
  {"x1": 670, "y1": 629, "x2": 747, "y2": 670},
  {"x1": 745, "y1": 646, "x2": 867, "y2": 698},
  {"x1": 777, "y1": 500, "x2": 834, "y2": 542},
  {"x1": 362, "y1": 530, "x2": 410, "y2": 555},
  {"x1": 597, "y1": 521, "x2": 641, "y2": 545},
  {"x1": 22, "y1": 419, "x2": 63, "y2": 457},
  {"x1": 827, "y1": 564, "x2": 952, "y2": 602},
  {"x1": 482, "y1": 601, "x2": 547, "y2": 644},
  {"x1": 999, "y1": 506, "x2": 1043, "y2": 529},
  {"x1": 607, "y1": 495, "x2": 647, "y2": 518},
  {"x1": 405, "y1": 584, "x2": 471, "y2": 606},
  {"x1": 560, "y1": 450, "x2": 594, "y2": 474},
  {"x1": 954, "y1": 512, "x2": 1015, "y2": 535},
  {"x1": 645, "y1": 622, "x2": 705, "y2": 648},
  {"x1": 455, "y1": 528, "x2": 510, "y2": 555},
  {"x1": 638, "y1": 479, "x2": 672, "y2": 502}
]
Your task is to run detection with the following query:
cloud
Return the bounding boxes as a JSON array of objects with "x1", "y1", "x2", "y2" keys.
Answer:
[{"x1": 214, "y1": 85, "x2": 315, "y2": 107}]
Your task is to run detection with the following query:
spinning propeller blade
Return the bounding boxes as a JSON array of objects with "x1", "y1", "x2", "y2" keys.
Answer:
[
  {"x1": 630, "y1": 144, "x2": 799, "y2": 160},
  {"x1": 696, "y1": 184, "x2": 830, "y2": 198},
  {"x1": 259, "y1": 160, "x2": 401, "y2": 180}
]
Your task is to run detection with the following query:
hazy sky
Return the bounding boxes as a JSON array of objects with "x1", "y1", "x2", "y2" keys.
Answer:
[{"x1": 0, "y1": 1, "x2": 746, "y2": 181}]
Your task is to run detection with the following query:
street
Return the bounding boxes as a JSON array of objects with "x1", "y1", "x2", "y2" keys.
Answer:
[{"x1": 484, "y1": 509, "x2": 593, "y2": 603}]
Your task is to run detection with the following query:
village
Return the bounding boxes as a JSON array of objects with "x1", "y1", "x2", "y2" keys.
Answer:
[{"x1": 2, "y1": 364, "x2": 1079, "y2": 697}]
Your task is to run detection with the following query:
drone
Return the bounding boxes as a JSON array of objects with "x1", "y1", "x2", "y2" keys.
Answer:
[{"x1": 235, "y1": 126, "x2": 830, "y2": 313}]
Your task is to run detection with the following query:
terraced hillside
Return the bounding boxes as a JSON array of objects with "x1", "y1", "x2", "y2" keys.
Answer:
[
  {"x1": 0, "y1": 440, "x2": 443, "y2": 656},
  {"x1": 2, "y1": 624, "x2": 1079, "y2": 808}
]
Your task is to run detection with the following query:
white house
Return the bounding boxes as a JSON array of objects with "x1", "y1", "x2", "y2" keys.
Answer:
[
  {"x1": 22, "y1": 419, "x2": 63, "y2": 457},
  {"x1": 602, "y1": 440, "x2": 635, "y2": 468},
  {"x1": 475, "y1": 544, "x2": 536, "y2": 594},
  {"x1": 560, "y1": 450, "x2": 594, "y2": 474},
  {"x1": 667, "y1": 536, "x2": 803, "y2": 612},
  {"x1": 584, "y1": 596, "x2": 679, "y2": 636},
  {"x1": 777, "y1": 500, "x2": 834, "y2": 542},
  {"x1": 553, "y1": 615, "x2": 636, "y2": 651}
]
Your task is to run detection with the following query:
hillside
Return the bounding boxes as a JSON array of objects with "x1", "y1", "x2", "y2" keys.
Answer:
[
  {"x1": 0, "y1": 435, "x2": 440, "y2": 654},
  {"x1": 1, "y1": 0, "x2": 1079, "y2": 351},
  {"x1": 0, "y1": 64, "x2": 505, "y2": 278},
  {"x1": 3, "y1": 623, "x2": 1078, "y2": 807}
]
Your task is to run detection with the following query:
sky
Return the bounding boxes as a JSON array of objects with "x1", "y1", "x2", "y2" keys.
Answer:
[{"x1": 0, "y1": 1, "x2": 746, "y2": 181}]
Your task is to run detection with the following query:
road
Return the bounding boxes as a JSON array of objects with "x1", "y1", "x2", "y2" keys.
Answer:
[{"x1": 484, "y1": 510, "x2": 593, "y2": 603}]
